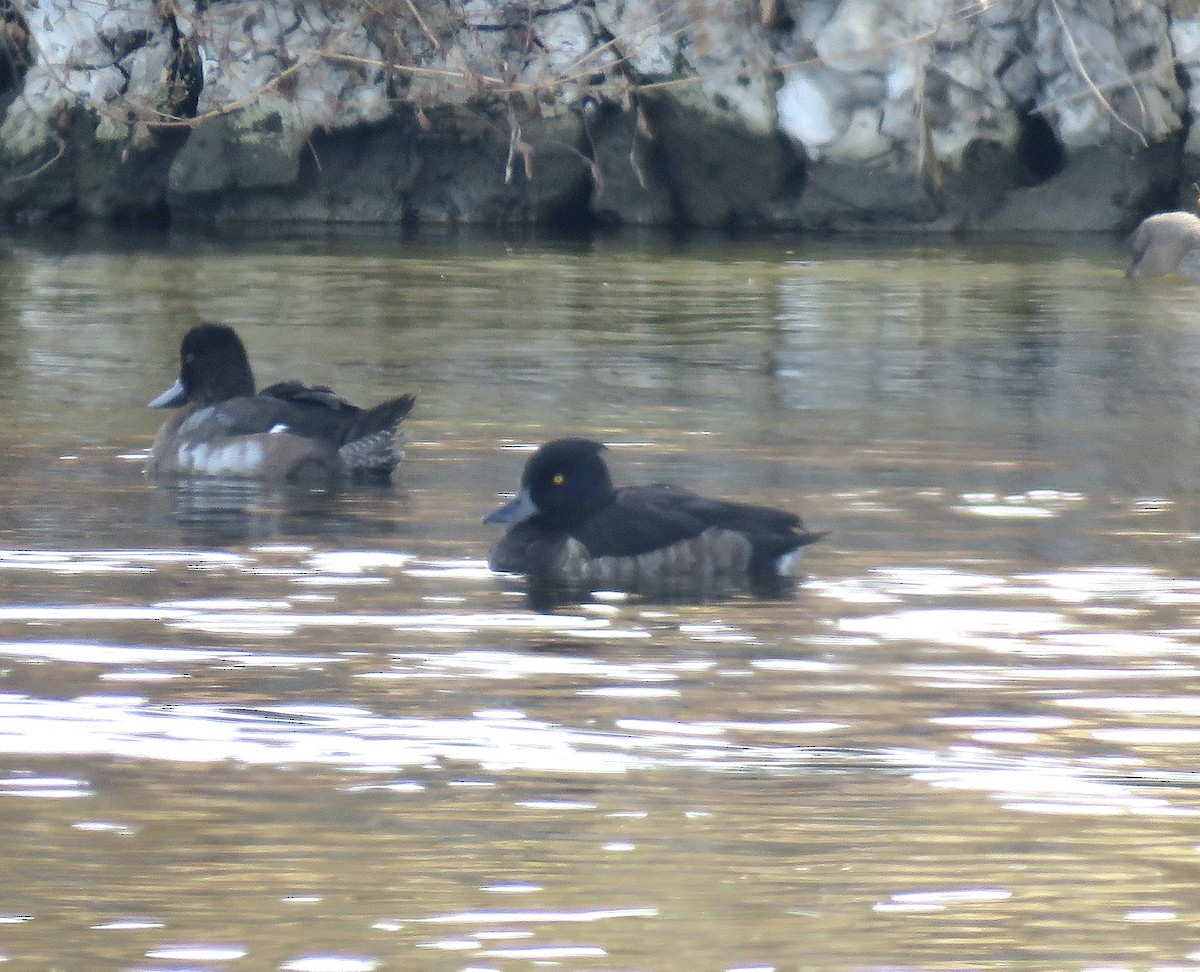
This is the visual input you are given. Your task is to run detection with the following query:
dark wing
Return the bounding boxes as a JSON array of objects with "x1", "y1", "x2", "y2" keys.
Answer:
[
  {"x1": 184, "y1": 395, "x2": 313, "y2": 438},
  {"x1": 260, "y1": 381, "x2": 360, "y2": 415},
  {"x1": 573, "y1": 485, "x2": 821, "y2": 564},
  {"x1": 181, "y1": 387, "x2": 357, "y2": 441},
  {"x1": 261, "y1": 382, "x2": 414, "y2": 446},
  {"x1": 256, "y1": 382, "x2": 362, "y2": 439},
  {"x1": 691, "y1": 494, "x2": 824, "y2": 570},
  {"x1": 571, "y1": 485, "x2": 714, "y2": 557},
  {"x1": 260, "y1": 381, "x2": 362, "y2": 441},
  {"x1": 694, "y1": 495, "x2": 806, "y2": 535}
]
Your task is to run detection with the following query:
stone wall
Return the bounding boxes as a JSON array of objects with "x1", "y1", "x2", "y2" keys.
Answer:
[{"x1": 0, "y1": 0, "x2": 1192, "y2": 231}]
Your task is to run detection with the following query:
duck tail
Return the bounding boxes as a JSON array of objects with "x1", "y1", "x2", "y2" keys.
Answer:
[{"x1": 337, "y1": 394, "x2": 416, "y2": 479}]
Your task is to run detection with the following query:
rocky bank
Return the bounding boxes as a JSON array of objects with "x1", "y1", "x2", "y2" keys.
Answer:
[{"x1": 0, "y1": 0, "x2": 1194, "y2": 232}]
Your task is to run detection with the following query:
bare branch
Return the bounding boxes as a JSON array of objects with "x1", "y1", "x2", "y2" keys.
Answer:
[
  {"x1": 1048, "y1": 0, "x2": 1148, "y2": 146},
  {"x1": 1, "y1": 131, "x2": 65, "y2": 185}
]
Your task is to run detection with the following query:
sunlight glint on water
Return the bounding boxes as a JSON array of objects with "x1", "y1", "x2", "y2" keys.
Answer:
[{"x1": 0, "y1": 236, "x2": 1197, "y2": 969}]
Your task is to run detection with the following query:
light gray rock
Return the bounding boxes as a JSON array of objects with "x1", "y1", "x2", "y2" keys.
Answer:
[
  {"x1": 0, "y1": 0, "x2": 1196, "y2": 231},
  {"x1": 777, "y1": 71, "x2": 844, "y2": 155},
  {"x1": 1034, "y1": 0, "x2": 1182, "y2": 147},
  {"x1": 988, "y1": 144, "x2": 1180, "y2": 233},
  {"x1": 169, "y1": 99, "x2": 307, "y2": 195}
]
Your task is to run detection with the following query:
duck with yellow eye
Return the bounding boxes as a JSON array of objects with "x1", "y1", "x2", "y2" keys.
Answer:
[{"x1": 484, "y1": 438, "x2": 825, "y2": 594}]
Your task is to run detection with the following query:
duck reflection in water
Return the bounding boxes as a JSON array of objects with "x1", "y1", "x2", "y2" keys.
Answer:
[
  {"x1": 152, "y1": 477, "x2": 402, "y2": 546},
  {"x1": 485, "y1": 438, "x2": 825, "y2": 603}
]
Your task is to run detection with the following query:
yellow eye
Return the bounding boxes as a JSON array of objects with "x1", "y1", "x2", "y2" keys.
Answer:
[{"x1": 552, "y1": 473, "x2": 566, "y2": 486}]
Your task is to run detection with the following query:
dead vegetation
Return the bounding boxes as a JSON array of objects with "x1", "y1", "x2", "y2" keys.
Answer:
[{"x1": 0, "y1": 0, "x2": 1187, "y2": 202}]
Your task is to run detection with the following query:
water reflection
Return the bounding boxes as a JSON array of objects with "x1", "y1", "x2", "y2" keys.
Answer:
[
  {"x1": 1, "y1": 234, "x2": 1200, "y2": 969},
  {"x1": 515, "y1": 571, "x2": 804, "y2": 612},
  {"x1": 157, "y1": 478, "x2": 348, "y2": 543}
]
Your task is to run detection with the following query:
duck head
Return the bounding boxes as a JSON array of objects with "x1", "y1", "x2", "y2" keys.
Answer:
[
  {"x1": 150, "y1": 323, "x2": 256, "y2": 409},
  {"x1": 485, "y1": 438, "x2": 615, "y2": 530}
]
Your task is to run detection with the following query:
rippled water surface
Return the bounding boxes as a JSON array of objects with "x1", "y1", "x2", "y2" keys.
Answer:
[{"x1": 1, "y1": 230, "x2": 1199, "y2": 970}]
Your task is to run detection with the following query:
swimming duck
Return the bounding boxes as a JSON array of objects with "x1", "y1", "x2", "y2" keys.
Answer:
[
  {"x1": 149, "y1": 323, "x2": 415, "y2": 485},
  {"x1": 484, "y1": 438, "x2": 824, "y2": 589},
  {"x1": 1124, "y1": 211, "x2": 1200, "y2": 279}
]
